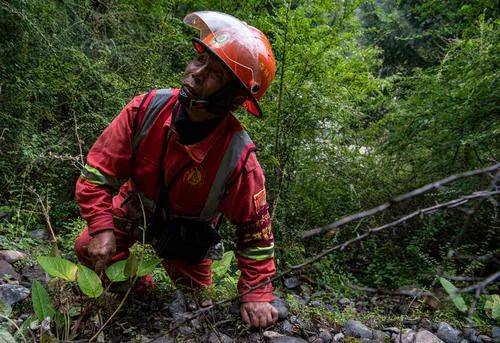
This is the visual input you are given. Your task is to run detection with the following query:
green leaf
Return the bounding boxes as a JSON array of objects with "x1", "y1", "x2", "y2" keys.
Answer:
[
  {"x1": 0, "y1": 329, "x2": 15, "y2": 343},
  {"x1": 439, "y1": 277, "x2": 467, "y2": 312},
  {"x1": 105, "y1": 260, "x2": 127, "y2": 282},
  {"x1": 37, "y1": 256, "x2": 77, "y2": 281},
  {"x1": 124, "y1": 252, "x2": 138, "y2": 279},
  {"x1": 0, "y1": 299, "x2": 12, "y2": 317},
  {"x1": 484, "y1": 294, "x2": 500, "y2": 319},
  {"x1": 137, "y1": 257, "x2": 161, "y2": 277},
  {"x1": 76, "y1": 264, "x2": 103, "y2": 298},
  {"x1": 31, "y1": 280, "x2": 56, "y2": 321},
  {"x1": 212, "y1": 251, "x2": 234, "y2": 279}
]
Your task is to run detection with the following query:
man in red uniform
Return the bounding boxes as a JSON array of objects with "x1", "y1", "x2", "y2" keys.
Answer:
[{"x1": 74, "y1": 11, "x2": 278, "y2": 328}]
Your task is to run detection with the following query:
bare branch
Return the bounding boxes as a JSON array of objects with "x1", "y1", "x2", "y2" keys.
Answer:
[
  {"x1": 347, "y1": 283, "x2": 435, "y2": 298},
  {"x1": 151, "y1": 189, "x2": 497, "y2": 338},
  {"x1": 302, "y1": 164, "x2": 500, "y2": 239},
  {"x1": 458, "y1": 271, "x2": 500, "y2": 293}
]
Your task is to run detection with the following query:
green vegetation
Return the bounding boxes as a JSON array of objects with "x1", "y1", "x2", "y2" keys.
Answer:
[{"x1": 0, "y1": 0, "x2": 498, "y2": 337}]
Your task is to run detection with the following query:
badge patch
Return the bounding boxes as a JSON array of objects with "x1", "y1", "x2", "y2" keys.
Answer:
[
  {"x1": 253, "y1": 188, "x2": 267, "y2": 212},
  {"x1": 211, "y1": 32, "x2": 230, "y2": 48},
  {"x1": 183, "y1": 166, "x2": 205, "y2": 188}
]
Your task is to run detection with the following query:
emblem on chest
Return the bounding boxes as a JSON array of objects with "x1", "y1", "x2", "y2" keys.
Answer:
[{"x1": 182, "y1": 166, "x2": 206, "y2": 188}]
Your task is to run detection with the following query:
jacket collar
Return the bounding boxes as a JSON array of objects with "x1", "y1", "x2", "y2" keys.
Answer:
[{"x1": 163, "y1": 100, "x2": 232, "y2": 164}]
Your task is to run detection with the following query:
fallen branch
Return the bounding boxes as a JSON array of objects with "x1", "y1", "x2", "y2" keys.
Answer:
[
  {"x1": 347, "y1": 284, "x2": 435, "y2": 298},
  {"x1": 150, "y1": 188, "x2": 497, "y2": 338},
  {"x1": 302, "y1": 163, "x2": 500, "y2": 239},
  {"x1": 458, "y1": 271, "x2": 500, "y2": 293}
]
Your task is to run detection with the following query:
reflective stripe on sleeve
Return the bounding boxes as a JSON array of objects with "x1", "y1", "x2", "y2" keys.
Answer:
[
  {"x1": 80, "y1": 164, "x2": 123, "y2": 189},
  {"x1": 237, "y1": 243, "x2": 274, "y2": 260}
]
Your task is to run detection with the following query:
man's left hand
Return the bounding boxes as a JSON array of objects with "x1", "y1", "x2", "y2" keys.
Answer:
[{"x1": 240, "y1": 302, "x2": 278, "y2": 328}]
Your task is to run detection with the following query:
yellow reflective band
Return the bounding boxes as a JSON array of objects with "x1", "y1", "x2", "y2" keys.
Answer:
[
  {"x1": 80, "y1": 164, "x2": 122, "y2": 189},
  {"x1": 238, "y1": 243, "x2": 274, "y2": 261}
]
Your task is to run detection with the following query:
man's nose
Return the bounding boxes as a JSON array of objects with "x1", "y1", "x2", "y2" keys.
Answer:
[{"x1": 192, "y1": 61, "x2": 209, "y2": 83}]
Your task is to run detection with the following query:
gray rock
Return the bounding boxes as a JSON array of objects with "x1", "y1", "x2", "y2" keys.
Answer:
[
  {"x1": 478, "y1": 335, "x2": 492, "y2": 343},
  {"x1": 22, "y1": 265, "x2": 50, "y2": 284},
  {"x1": 343, "y1": 320, "x2": 373, "y2": 339},
  {"x1": 372, "y1": 330, "x2": 388, "y2": 342},
  {"x1": 333, "y1": 333, "x2": 344, "y2": 342},
  {"x1": 309, "y1": 300, "x2": 322, "y2": 308},
  {"x1": 291, "y1": 294, "x2": 307, "y2": 306},
  {"x1": 0, "y1": 250, "x2": 26, "y2": 264},
  {"x1": 285, "y1": 277, "x2": 300, "y2": 289},
  {"x1": 437, "y1": 323, "x2": 462, "y2": 343},
  {"x1": 290, "y1": 315, "x2": 306, "y2": 330},
  {"x1": 401, "y1": 330, "x2": 443, "y2": 343},
  {"x1": 248, "y1": 332, "x2": 262, "y2": 343},
  {"x1": 150, "y1": 336, "x2": 175, "y2": 343},
  {"x1": 208, "y1": 332, "x2": 234, "y2": 343},
  {"x1": 464, "y1": 328, "x2": 481, "y2": 343},
  {"x1": 168, "y1": 290, "x2": 187, "y2": 318},
  {"x1": 0, "y1": 260, "x2": 19, "y2": 281},
  {"x1": 309, "y1": 337, "x2": 323, "y2": 343},
  {"x1": 0, "y1": 284, "x2": 29, "y2": 305},
  {"x1": 190, "y1": 318, "x2": 202, "y2": 331},
  {"x1": 492, "y1": 327, "x2": 499, "y2": 343},
  {"x1": 282, "y1": 320, "x2": 294, "y2": 334},
  {"x1": 30, "y1": 229, "x2": 49, "y2": 240},
  {"x1": 338, "y1": 298, "x2": 351, "y2": 306},
  {"x1": 178, "y1": 325, "x2": 193, "y2": 336},
  {"x1": 271, "y1": 337, "x2": 308, "y2": 343},
  {"x1": 318, "y1": 329, "x2": 332, "y2": 343},
  {"x1": 272, "y1": 296, "x2": 289, "y2": 320},
  {"x1": 381, "y1": 327, "x2": 400, "y2": 335}
]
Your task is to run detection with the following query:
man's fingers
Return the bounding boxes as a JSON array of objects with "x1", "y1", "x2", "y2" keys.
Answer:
[
  {"x1": 271, "y1": 305, "x2": 279, "y2": 322},
  {"x1": 258, "y1": 313, "x2": 267, "y2": 328},
  {"x1": 249, "y1": 311, "x2": 259, "y2": 327},
  {"x1": 240, "y1": 307, "x2": 250, "y2": 325}
]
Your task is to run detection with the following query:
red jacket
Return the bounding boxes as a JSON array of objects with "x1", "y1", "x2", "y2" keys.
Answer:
[{"x1": 76, "y1": 88, "x2": 275, "y2": 302}]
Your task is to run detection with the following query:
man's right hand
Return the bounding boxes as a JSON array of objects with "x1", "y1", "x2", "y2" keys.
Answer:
[{"x1": 88, "y1": 229, "x2": 116, "y2": 274}]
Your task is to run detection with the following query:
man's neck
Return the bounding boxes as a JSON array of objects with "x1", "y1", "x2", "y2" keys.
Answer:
[{"x1": 186, "y1": 107, "x2": 221, "y2": 123}]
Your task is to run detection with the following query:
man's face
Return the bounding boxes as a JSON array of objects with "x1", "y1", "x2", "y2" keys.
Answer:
[{"x1": 182, "y1": 52, "x2": 231, "y2": 100}]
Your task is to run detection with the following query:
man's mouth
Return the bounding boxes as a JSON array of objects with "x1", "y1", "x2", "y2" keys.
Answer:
[{"x1": 182, "y1": 84, "x2": 199, "y2": 98}]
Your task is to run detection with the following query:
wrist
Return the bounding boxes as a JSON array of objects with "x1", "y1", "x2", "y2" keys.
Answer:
[{"x1": 90, "y1": 228, "x2": 115, "y2": 238}]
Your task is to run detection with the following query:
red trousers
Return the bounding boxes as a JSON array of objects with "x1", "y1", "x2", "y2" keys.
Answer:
[{"x1": 74, "y1": 227, "x2": 212, "y2": 288}]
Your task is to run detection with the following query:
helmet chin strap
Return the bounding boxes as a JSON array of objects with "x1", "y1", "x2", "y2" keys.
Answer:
[{"x1": 179, "y1": 81, "x2": 243, "y2": 117}]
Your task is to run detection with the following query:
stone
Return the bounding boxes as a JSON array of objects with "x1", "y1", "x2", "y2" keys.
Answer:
[
  {"x1": 0, "y1": 250, "x2": 26, "y2": 264},
  {"x1": 381, "y1": 327, "x2": 400, "y2": 335},
  {"x1": 208, "y1": 332, "x2": 234, "y2": 343},
  {"x1": 338, "y1": 298, "x2": 351, "y2": 306},
  {"x1": 30, "y1": 229, "x2": 49, "y2": 240},
  {"x1": 150, "y1": 336, "x2": 175, "y2": 343},
  {"x1": 492, "y1": 327, "x2": 499, "y2": 343},
  {"x1": 333, "y1": 333, "x2": 344, "y2": 342},
  {"x1": 464, "y1": 328, "x2": 481, "y2": 343},
  {"x1": 291, "y1": 294, "x2": 307, "y2": 306},
  {"x1": 478, "y1": 335, "x2": 492, "y2": 343},
  {"x1": 0, "y1": 284, "x2": 29, "y2": 305},
  {"x1": 309, "y1": 337, "x2": 322, "y2": 343},
  {"x1": 343, "y1": 320, "x2": 373, "y2": 339},
  {"x1": 21, "y1": 265, "x2": 50, "y2": 285},
  {"x1": 0, "y1": 260, "x2": 19, "y2": 282},
  {"x1": 168, "y1": 290, "x2": 187, "y2": 318},
  {"x1": 248, "y1": 332, "x2": 262, "y2": 343},
  {"x1": 271, "y1": 336, "x2": 308, "y2": 343},
  {"x1": 318, "y1": 329, "x2": 332, "y2": 343},
  {"x1": 436, "y1": 323, "x2": 462, "y2": 343},
  {"x1": 309, "y1": 300, "x2": 322, "y2": 308},
  {"x1": 284, "y1": 276, "x2": 301, "y2": 289},
  {"x1": 372, "y1": 330, "x2": 388, "y2": 342},
  {"x1": 290, "y1": 315, "x2": 306, "y2": 330},
  {"x1": 416, "y1": 330, "x2": 444, "y2": 343},
  {"x1": 190, "y1": 318, "x2": 202, "y2": 331},
  {"x1": 282, "y1": 320, "x2": 294, "y2": 334},
  {"x1": 272, "y1": 296, "x2": 289, "y2": 320},
  {"x1": 178, "y1": 325, "x2": 193, "y2": 336}
]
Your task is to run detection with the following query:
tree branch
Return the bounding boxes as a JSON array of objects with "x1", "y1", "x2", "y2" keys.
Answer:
[{"x1": 302, "y1": 164, "x2": 500, "y2": 239}]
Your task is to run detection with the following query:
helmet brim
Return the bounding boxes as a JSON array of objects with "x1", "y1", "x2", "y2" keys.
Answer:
[{"x1": 191, "y1": 38, "x2": 263, "y2": 118}]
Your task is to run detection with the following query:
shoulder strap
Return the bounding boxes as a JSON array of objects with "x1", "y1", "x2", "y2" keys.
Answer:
[
  {"x1": 132, "y1": 88, "x2": 173, "y2": 152},
  {"x1": 198, "y1": 130, "x2": 254, "y2": 220}
]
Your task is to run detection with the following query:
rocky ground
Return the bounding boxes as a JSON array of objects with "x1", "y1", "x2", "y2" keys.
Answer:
[{"x1": 0, "y1": 247, "x2": 498, "y2": 343}]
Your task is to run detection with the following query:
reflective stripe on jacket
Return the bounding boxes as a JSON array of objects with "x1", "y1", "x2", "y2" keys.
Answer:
[{"x1": 76, "y1": 88, "x2": 275, "y2": 302}]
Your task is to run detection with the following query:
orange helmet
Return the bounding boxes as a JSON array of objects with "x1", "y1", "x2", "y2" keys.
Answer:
[{"x1": 183, "y1": 11, "x2": 276, "y2": 117}]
